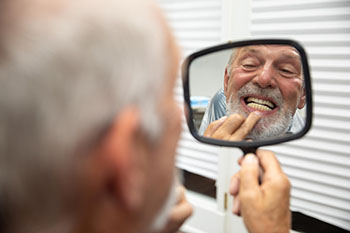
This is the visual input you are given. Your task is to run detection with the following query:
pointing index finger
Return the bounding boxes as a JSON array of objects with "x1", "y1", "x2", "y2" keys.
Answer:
[{"x1": 230, "y1": 112, "x2": 261, "y2": 141}]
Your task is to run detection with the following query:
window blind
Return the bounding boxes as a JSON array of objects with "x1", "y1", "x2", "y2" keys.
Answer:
[
  {"x1": 158, "y1": 0, "x2": 223, "y2": 180},
  {"x1": 159, "y1": 0, "x2": 350, "y2": 230},
  {"x1": 250, "y1": 0, "x2": 350, "y2": 230}
]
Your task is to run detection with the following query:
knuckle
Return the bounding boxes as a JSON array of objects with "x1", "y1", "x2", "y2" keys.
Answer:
[
  {"x1": 237, "y1": 114, "x2": 246, "y2": 122},
  {"x1": 187, "y1": 205, "x2": 194, "y2": 217},
  {"x1": 273, "y1": 174, "x2": 291, "y2": 192},
  {"x1": 206, "y1": 123, "x2": 215, "y2": 131},
  {"x1": 240, "y1": 190, "x2": 258, "y2": 202},
  {"x1": 212, "y1": 132, "x2": 225, "y2": 139},
  {"x1": 229, "y1": 113, "x2": 245, "y2": 122},
  {"x1": 239, "y1": 124, "x2": 250, "y2": 135},
  {"x1": 281, "y1": 175, "x2": 291, "y2": 191}
]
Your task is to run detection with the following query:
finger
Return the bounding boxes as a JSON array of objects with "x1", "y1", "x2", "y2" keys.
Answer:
[
  {"x1": 229, "y1": 112, "x2": 261, "y2": 141},
  {"x1": 255, "y1": 150, "x2": 290, "y2": 192},
  {"x1": 232, "y1": 196, "x2": 241, "y2": 215},
  {"x1": 255, "y1": 149, "x2": 283, "y2": 179},
  {"x1": 168, "y1": 200, "x2": 193, "y2": 223},
  {"x1": 239, "y1": 153, "x2": 260, "y2": 193},
  {"x1": 203, "y1": 116, "x2": 227, "y2": 137},
  {"x1": 175, "y1": 185, "x2": 186, "y2": 204},
  {"x1": 212, "y1": 114, "x2": 246, "y2": 139},
  {"x1": 229, "y1": 173, "x2": 240, "y2": 196}
]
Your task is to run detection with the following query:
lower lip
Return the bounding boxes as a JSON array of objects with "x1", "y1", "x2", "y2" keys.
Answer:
[{"x1": 241, "y1": 98, "x2": 279, "y2": 117}]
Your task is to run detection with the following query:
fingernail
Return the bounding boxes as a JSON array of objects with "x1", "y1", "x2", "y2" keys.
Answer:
[
  {"x1": 253, "y1": 111, "x2": 263, "y2": 117},
  {"x1": 233, "y1": 198, "x2": 240, "y2": 214},
  {"x1": 219, "y1": 116, "x2": 228, "y2": 122},
  {"x1": 243, "y1": 154, "x2": 258, "y2": 165}
]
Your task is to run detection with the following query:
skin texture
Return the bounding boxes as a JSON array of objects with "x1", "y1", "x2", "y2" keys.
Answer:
[
  {"x1": 71, "y1": 3, "x2": 191, "y2": 233},
  {"x1": 205, "y1": 45, "x2": 306, "y2": 141},
  {"x1": 224, "y1": 45, "x2": 305, "y2": 117},
  {"x1": 149, "y1": 186, "x2": 193, "y2": 233},
  {"x1": 204, "y1": 112, "x2": 261, "y2": 141},
  {"x1": 230, "y1": 150, "x2": 291, "y2": 233}
]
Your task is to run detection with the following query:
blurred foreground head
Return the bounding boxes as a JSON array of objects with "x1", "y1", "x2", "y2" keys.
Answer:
[{"x1": 0, "y1": 0, "x2": 181, "y2": 233}]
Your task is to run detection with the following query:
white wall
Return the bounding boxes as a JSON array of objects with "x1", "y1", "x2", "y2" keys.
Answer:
[
  {"x1": 158, "y1": 0, "x2": 350, "y2": 232},
  {"x1": 190, "y1": 49, "x2": 231, "y2": 97}
]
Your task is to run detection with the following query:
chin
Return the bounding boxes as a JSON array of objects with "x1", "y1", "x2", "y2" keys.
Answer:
[
  {"x1": 227, "y1": 91, "x2": 295, "y2": 139},
  {"x1": 248, "y1": 113, "x2": 293, "y2": 140}
]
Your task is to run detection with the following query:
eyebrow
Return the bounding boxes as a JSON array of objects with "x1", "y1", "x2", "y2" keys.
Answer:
[
  {"x1": 236, "y1": 47, "x2": 301, "y2": 63},
  {"x1": 233, "y1": 48, "x2": 262, "y2": 63},
  {"x1": 278, "y1": 52, "x2": 301, "y2": 61}
]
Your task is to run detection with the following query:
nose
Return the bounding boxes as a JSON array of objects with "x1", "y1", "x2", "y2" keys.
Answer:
[{"x1": 252, "y1": 63, "x2": 277, "y2": 88}]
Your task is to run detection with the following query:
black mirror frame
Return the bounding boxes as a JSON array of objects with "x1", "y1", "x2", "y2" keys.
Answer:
[{"x1": 182, "y1": 39, "x2": 313, "y2": 150}]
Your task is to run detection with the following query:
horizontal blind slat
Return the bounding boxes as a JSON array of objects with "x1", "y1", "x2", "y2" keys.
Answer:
[
  {"x1": 252, "y1": 0, "x2": 350, "y2": 12},
  {"x1": 252, "y1": 7, "x2": 350, "y2": 22},
  {"x1": 159, "y1": 0, "x2": 222, "y2": 180},
  {"x1": 281, "y1": 165, "x2": 350, "y2": 190},
  {"x1": 289, "y1": 176, "x2": 350, "y2": 201},
  {"x1": 252, "y1": 21, "x2": 350, "y2": 31},
  {"x1": 290, "y1": 195, "x2": 350, "y2": 221},
  {"x1": 251, "y1": 1, "x2": 350, "y2": 229}
]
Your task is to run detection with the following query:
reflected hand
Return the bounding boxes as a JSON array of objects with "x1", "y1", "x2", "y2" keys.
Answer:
[
  {"x1": 203, "y1": 112, "x2": 261, "y2": 141},
  {"x1": 150, "y1": 186, "x2": 193, "y2": 233},
  {"x1": 230, "y1": 150, "x2": 291, "y2": 233}
]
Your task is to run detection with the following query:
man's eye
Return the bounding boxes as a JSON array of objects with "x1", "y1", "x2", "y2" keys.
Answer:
[
  {"x1": 241, "y1": 62, "x2": 258, "y2": 70},
  {"x1": 281, "y1": 68, "x2": 294, "y2": 74},
  {"x1": 279, "y1": 66, "x2": 298, "y2": 77}
]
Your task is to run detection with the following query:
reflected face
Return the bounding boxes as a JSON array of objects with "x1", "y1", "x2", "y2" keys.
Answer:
[{"x1": 224, "y1": 45, "x2": 306, "y2": 139}]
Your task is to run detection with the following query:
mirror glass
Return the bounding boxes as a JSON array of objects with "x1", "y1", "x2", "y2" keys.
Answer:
[{"x1": 188, "y1": 44, "x2": 309, "y2": 143}]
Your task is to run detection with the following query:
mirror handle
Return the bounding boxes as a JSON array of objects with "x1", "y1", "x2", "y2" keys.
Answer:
[{"x1": 241, "y1": 147, "x2": 257, "y2": 155}]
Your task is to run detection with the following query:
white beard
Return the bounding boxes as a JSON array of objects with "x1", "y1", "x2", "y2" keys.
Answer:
[
  {"x1": 148, "y1": 174, "x2": 178, "y2": 232},
  {"x1": 226, "y1": 82, "x2": 294, "y2": 140}
]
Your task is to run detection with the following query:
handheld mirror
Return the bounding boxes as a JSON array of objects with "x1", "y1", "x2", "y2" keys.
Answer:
[{"x1": 182, "y1": 39, "x2": 312, "y2": 154}]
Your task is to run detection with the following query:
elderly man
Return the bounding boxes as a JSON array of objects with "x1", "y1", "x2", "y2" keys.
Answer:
[
  {"x1": 199, "y1": 45, "x2": 306, "y2": 141},
  {"x1": 0, "y1": 0, "x2": 291, "y2": 233}
]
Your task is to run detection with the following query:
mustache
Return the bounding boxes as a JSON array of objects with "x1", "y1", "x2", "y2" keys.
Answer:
[{"x1": 237, "y1": 83, "x2": 284, "y2": 108}]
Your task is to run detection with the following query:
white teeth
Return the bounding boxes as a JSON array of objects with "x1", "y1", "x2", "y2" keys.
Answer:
[
  {"x1": 247, "y1": 103, "x2": 272, "y2": 111},
  {"x1": 246, "y1": 97, "x2": 275, "y2": 109}
]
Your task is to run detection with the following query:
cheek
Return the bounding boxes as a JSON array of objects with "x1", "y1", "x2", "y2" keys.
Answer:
[
  {"x1": 148, "y1": 103, "x2": 181, "y2": 212},
  {"x1": 157, "y1": 100, "x2": 182, "y2": 167},
  {"x1": 278, "y1": 79, "x2": 303, "y2": 108},
  {"x1": 154, "y1": 105, "x2": 181, "y2": 204},
  {"x1": 165, "y1": 103, "x2": 182, "y2": 156},
  {"x1": 230, "y1": 70, "x2": 256, "y2": 93}
]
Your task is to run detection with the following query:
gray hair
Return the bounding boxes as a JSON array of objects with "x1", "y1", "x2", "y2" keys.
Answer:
[
  {"x1": 0, "y1": 0, "x2": 171, "y2": 232},
  {"x1": 226, "y1": 48, "x2": 237, "y2": 77}
]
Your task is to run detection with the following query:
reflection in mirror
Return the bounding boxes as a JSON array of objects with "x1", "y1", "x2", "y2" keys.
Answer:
[{"x1": 189, "y1": 44, "x2": 307, "y2": 142}]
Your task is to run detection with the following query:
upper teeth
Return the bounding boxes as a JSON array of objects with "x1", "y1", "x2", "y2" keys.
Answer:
[{"x1": 246, "y1": 97, "x2": 275, "y2": 111}]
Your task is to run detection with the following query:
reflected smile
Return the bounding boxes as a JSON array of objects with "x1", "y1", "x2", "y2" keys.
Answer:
[
  {"x1": 245, "y1": 97, "x2": 275, "y2": 111},
  {"x1": 242, "y1": 96, "x2": 279, "y2": 115}
]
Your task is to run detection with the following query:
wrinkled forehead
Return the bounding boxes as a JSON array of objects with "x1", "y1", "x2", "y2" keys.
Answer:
[{"x1": 234, "y1": 45, "x2": 301, "y2": 63}]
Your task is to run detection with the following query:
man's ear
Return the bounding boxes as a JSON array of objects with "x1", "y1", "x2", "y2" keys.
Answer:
[
  {"x1": 99, "y1": 107, "x2": 145, "y2": 212},
  {"x1": 224, "y1": 67, "x2": 230, "y2": 97},
  {"x1": 297, "y1": 88, "x2": 306, "y2": 109}
]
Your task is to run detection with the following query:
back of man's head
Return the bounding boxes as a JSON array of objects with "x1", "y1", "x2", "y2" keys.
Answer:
[{"x1": 0, "y1": 0, "x2": 178, "y2": 232}]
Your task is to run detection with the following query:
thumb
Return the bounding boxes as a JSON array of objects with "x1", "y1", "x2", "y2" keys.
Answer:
[{"x1": 239, "y1": 154, "x2": 260, "y2": 193}]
